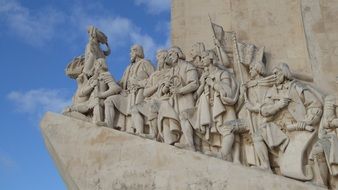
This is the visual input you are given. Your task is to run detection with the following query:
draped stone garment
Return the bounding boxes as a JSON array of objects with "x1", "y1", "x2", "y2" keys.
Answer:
[
  {"x1": 157, "y1": 60, "x2": 198, "y2": 143},
  {"x1": 193, "y1": 68, "x2": 238, "y2": 147},
  {"x1": 316, "y1": 95, "x2": 338, "y2": 176},
  {"x1": 133, "y1": 69, "x2": 170, "y2": 121},
  {"x1": 108, "y1": 59, "x2": 154, "y2": 116},
  {"x1": 194, "y1": 69, "x2": 238, "y2": 130},
  {"x1": 265, "y1": 80, "x2": 323, "y2": 180}
]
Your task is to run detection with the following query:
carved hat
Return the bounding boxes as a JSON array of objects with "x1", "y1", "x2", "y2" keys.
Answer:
[{"x1": 169, "y1": 46, "x2": 186, "y2": 60}]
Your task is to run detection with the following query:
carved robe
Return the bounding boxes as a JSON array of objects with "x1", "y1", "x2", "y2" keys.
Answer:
[
  {"x1": 66, "y1": 71, "x2": 119, "y2": 122},
  {"x1": 133, "y1": 69, "x2": 169, "y2": 121},
  {"x1": 157, "y1": 60, "x2": 198, "y2": 144},
  {"x1": 105, "y1": 59, "x2": 154, "y2": 129},
  {"x1": 314, "y1": 95, "x2": 338, "y2": 176},
  {"x1": 107, "y1": 59, "x2": 154, "y2": 115},
  {"x1": 194, "y1": 68, "x2": 238, "y2": 147},
  {"x1": 265, "y1": 80, "x2": 322, "y2": 180}
]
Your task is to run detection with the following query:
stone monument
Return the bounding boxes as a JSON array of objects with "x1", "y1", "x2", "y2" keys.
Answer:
[{"x1": 41, "y1": 1, "x2": 338, "y2": 189}]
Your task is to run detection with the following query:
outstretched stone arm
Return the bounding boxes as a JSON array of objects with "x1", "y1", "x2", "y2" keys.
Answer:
[
  {"x1": 329, "y1": 119, "x2": 338, "y2": 128},
  {"x1": 179, "y1": 80, "x2": 199, "y2": 95},
  {"x1": 323, "y1": 95, "x2": 338, "y2": 128},
  {"x1": 144, "y1": 85, "x2": 158, "y2": 97},
  {"x1": 99, "y1": 82, "x2": 122, "y2": 98},
  {"x1": 79, "y1": 82, "x2": 95, "y2": 97},
  {"x1": 260, "y1": 99, "x2": 288, "y2": 117},
  {"x1": 178, "y1": 68, "x2": 199, "y2": 95},
  {"x1": 300, "y1": 89, "x2": 323, "y2": 126}
]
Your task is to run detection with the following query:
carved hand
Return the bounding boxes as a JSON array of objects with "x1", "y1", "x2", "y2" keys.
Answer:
[
  {"x1": 193, "y1": 92, "x2": 198, "y2": 100},
  {"x1": 170, "y1": 86, "x2": 181, "y2": 95},
  {"x1": 240, "y1": 84, "x2": 247, "y2": 95},
  {"x1": 245, "y1": 101, "x2": 259, "y2": 113},
  {"x1": 305, "y1": 125, "x2": 315, "y2": 132},
  {"x1": 162, "y1": 85, "x2": 169, "y2": 94},
  {"x1": 214, "y1": 83, "x2": 221, "y2": 92},
  {"x1": 330, "y1": 118, "x2": 338, "y2": 128},
  {"x1": 97, "y1": 92, "x2": 105, "y2": 99},
  {"x1": 88, "y1": 78, "x2": 98, "y2": 88},
  {"x1": 296, "y1": 121, "x2": 307, "y2": 131},
  {"x1": 205, "y1": 78, "x2": 214, "y2": 87},
  {"x1": 120, "y1": 90, "x2": 128, "y2": 96},
  {"x1": 213, "y1": 38, "x2": 221, "y2": 47},
  {"x1": 277, "y1": 98, "x2": 290, "y2": 109}
]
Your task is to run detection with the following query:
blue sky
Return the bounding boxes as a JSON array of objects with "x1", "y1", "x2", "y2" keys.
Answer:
[{"x1": 0, "y1": 0, "x2": 170, "y2": 189}]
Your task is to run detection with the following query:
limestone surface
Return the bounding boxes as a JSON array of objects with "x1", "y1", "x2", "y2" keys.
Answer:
[
  {"x1": 41, "y1": 112, "x2": 325, "y2": 190},
  {"x1": 172, "y1": 0, "x2": 338, "y2": 94}
]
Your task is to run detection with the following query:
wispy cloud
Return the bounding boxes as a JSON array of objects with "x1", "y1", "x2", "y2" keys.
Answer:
[
  {"x1": 0, "y1": 0, "x2": 170, "y2": 59},
  {"x1": 69, "y1": 4, "x2": 170, "y2": 61},
  {"x1": 135, "y1": 0, "x2": 171, "y2": 15},
  {"x1": 0, "y1": 0, "x2": 65, "y2": 46},
  {"x1": 0, "y1": 149, "x2": 17, "y2": 172},
  {"x1": 7, "y1": 89, "x2": 71, "y2": 118}
]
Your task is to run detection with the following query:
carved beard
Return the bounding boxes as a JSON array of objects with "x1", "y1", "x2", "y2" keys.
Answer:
[
  {"x1": 130, "y1": 55, "x2": 136, "y2": 63},
  {"x1": 165, "y1": 56, "x2": 177, "y2": 66},
  {"x1": 275, "y1": 73, "x2": 285, "y2": 85}
]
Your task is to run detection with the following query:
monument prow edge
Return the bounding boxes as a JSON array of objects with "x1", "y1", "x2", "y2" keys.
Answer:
[{"x1": 40, "y1": 112, "x2": 326, "y2": 190}]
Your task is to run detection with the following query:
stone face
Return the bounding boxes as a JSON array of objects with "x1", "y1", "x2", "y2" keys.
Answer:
[
  {"x1": 172, "y1": 0, "x2": 338, "y2": 94},
  {"x1": 41, "y1": 112, "x2": 325, "y2": 190}
]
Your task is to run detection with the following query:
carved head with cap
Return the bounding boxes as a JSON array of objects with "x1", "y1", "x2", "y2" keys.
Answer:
[
  {"x1": 272, "y1": 63, "x2": 293, "y2": 85},
  {"x1": 166, "y1": 46, "x2": 185, "y2": 66}
]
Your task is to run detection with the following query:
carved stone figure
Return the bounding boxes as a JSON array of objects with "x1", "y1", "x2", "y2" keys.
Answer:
[
  {"x1": 93, "y1": 59, "x2": 122, "y2": 126},
  {"x1": 83, "y1": 26, "x2": 111, "y2": 77},
  {"x1": 189, "y1": 42, "x2": 205, "y2": 76},
  {"x1": 157, "y1": 46, "x2": 199, "y2": 151},
  {"x1": 239, "y1": 61, "x2": 286, "y2": 171},
  {"x1": 104, "y1": 44, "x2": 154, "y2": 131},
  {"x1": 310, "y1": 76, "x2": 338, "y2": 188},
  {"x1": 266, "y1": 63, "x2": 322, "y2": 180},
  {"x1": 193, "y1": 50, "x2": 239, "y2": 160},
  {"x1": 64, "y1": 58, "x2": 120, "y2": 125},
  {"x1": 130, "y1": 49, "x2": 169, "y2": 139}
]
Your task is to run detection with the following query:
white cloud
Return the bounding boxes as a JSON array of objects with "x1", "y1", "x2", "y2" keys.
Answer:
[
  {"x1": 135, "y1": 0, "x2": 171, "y2": 14},
  {"x1": 69, "y1": 5, "x2": 170, "y2": 62},
  {"x1": 0, "y1": 0, "x2": 65, "y2": 46},
  {"x1": 7, "y1": 89, "x2": 71, "y2": 117}
]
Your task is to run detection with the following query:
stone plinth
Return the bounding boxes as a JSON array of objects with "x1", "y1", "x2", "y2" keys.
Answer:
[
  {"x1": 40, "y1": 112, "x2": 325, "y2": 190},
  {"x1": 172, "y1": 0, "x2": 338, "y2": 93}
]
